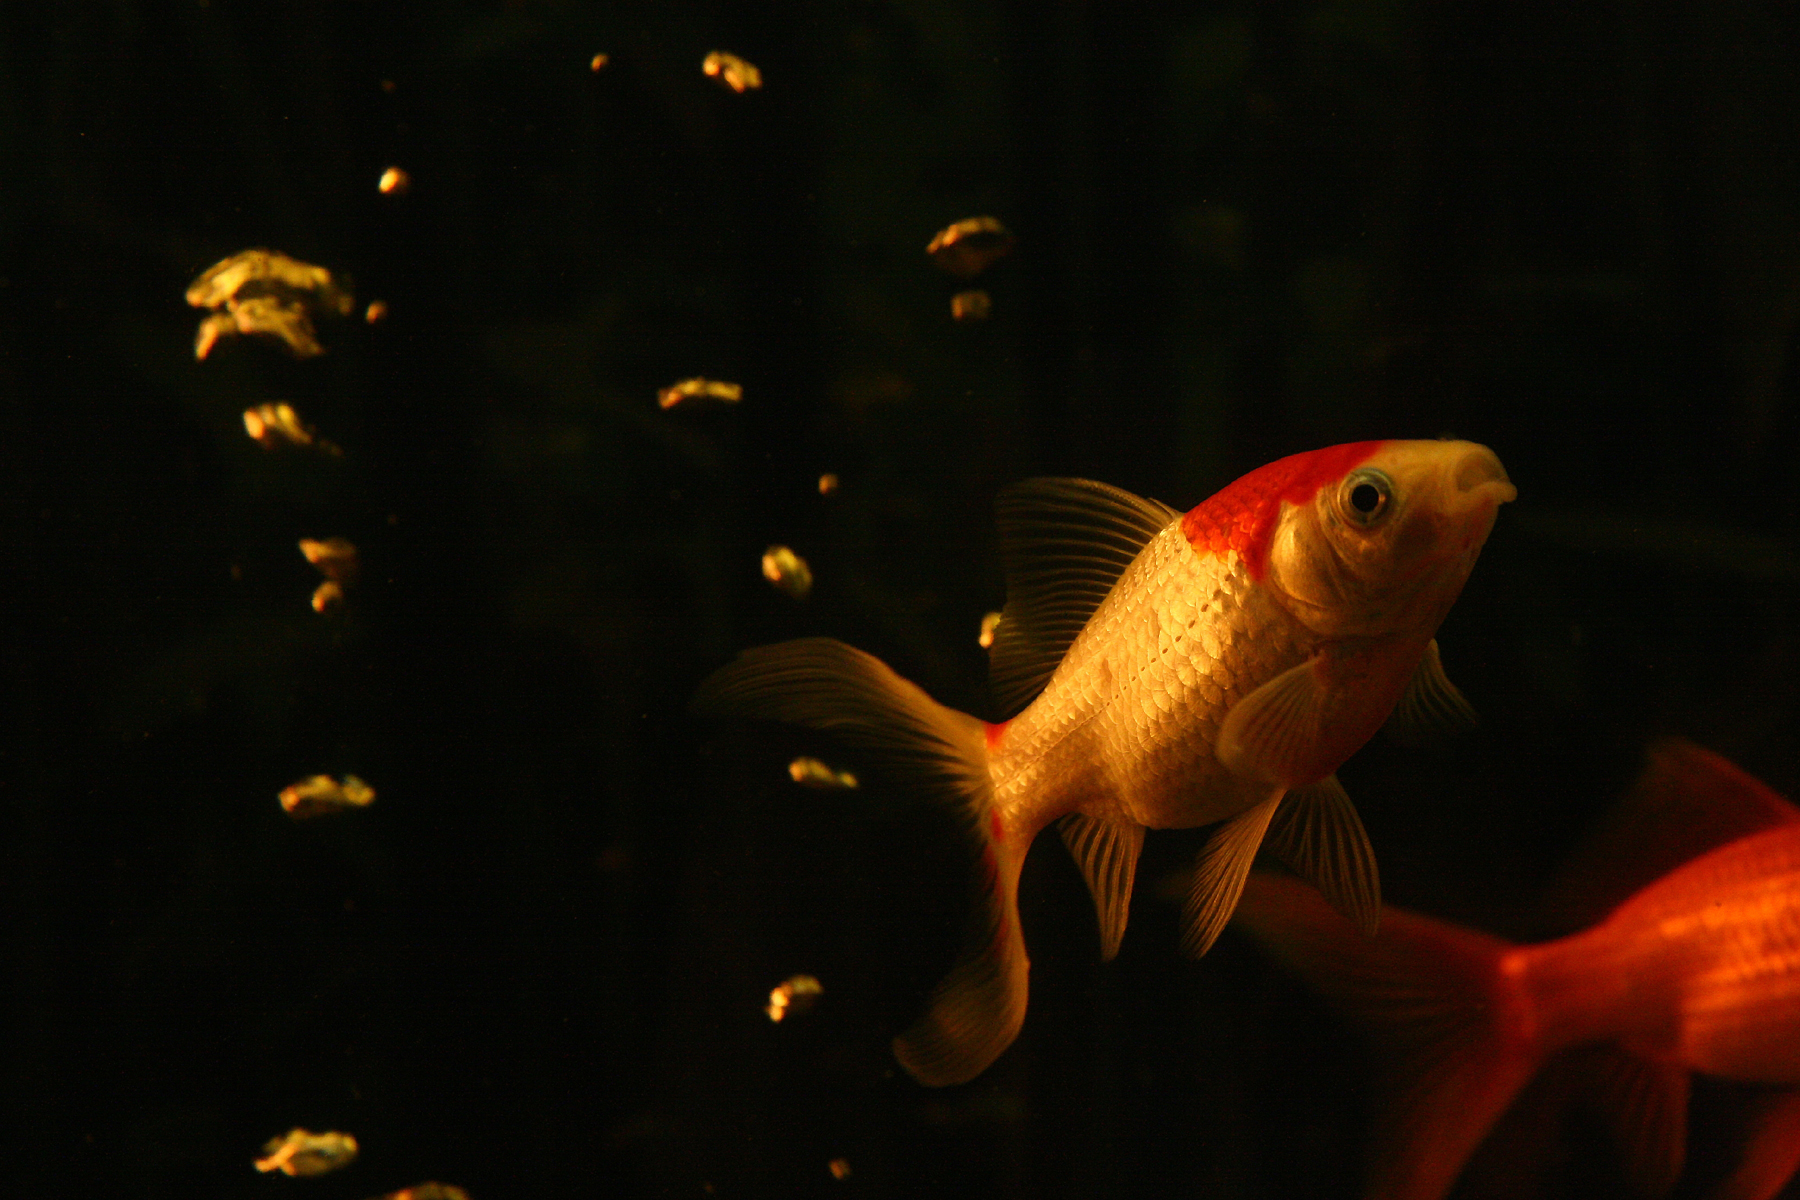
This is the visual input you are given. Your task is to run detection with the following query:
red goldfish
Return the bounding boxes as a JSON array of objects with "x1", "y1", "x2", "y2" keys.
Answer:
[
  {"x1": 694, "y1": 440, "x2": 1513, "y2": 1085},
  {"x1": 1235, "y1": 739, "x2": 1800, "y2": 1200}
]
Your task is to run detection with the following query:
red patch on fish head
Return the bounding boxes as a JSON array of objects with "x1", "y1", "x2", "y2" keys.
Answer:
[{"x1": 1180, "y1": 441, "x2": 1387, "y2": 580}]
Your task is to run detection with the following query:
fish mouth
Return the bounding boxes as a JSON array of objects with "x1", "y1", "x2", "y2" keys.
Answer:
[{"x1": 1452, "y1": 445, "x2": 1516, "y2": 506}]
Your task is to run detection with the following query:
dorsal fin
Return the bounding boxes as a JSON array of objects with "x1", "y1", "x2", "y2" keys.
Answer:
[
  {"x1": 1539, "y1": 738, "x2": 1800, "y2": 933},
  {"x1": 988, "y1": 478, "x2": 1179, "y2": 720}
]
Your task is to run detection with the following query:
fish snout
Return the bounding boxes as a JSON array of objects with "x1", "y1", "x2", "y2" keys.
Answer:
[{"x1": 1452, "y1": 445, "x2": 1516, "y2": 506}]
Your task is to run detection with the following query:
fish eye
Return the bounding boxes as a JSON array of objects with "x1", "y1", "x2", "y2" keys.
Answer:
[{"x1": 1338, "y1": 469, "x2": 1392, "y2": 527}]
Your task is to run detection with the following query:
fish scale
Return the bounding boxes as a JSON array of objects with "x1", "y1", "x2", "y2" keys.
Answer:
[{"x1": 993, "y1": 524, "x2": 1309, "y2": 837}]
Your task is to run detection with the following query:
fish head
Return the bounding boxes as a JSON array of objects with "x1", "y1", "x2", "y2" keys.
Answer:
[{"x1": 1262, "y1": 439, "x2": 1515, "y2": 639}]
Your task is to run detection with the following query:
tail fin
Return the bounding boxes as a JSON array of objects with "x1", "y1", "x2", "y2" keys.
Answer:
[
  {"x1": 1234, "y1": 873, "x2": 1542, "y2": 1200},
  {"x1": 693, "y1": 638, "x2": 1027, "y2": 1086}
]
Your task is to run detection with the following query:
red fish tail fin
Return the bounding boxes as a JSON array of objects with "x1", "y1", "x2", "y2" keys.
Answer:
[
  {"x1": 1234, "y1": 873, "x2": 1542, "y2": 1200},
  {"x1": 692, "y1": 637, "x2": 1025, "y2": 1086}
]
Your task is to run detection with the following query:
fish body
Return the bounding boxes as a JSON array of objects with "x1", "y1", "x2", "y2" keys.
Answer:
[
  {"x1": 1236, "y1": 740, "x2": 1800, "y2": 1200},
  {"x1": 1523, "y1": 826, "x2": 1800, "y2": 1082},
  {"x1": 696, "y1": 439, "x2": 1513, "y2": 1085},
  {"x1": 989, "y1": 517, "x2": 1302, "y2": 833}
]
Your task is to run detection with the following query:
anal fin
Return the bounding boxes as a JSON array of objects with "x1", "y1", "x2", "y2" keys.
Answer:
[
  {"x1": 1058, "y1": 814, "x2": 1144, "y2": 961},
  {"x1": 1264, "y1": 774, "x2": 1381, "y2": 936},
  {"x1": 1182, "y1": 791, "x2": 1282, "y2": 957}
]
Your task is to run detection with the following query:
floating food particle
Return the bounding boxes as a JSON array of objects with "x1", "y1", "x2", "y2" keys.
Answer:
[
  {"x1": 370, "y1": 1185, "x2": 471, "y2": 1200},
  {"x1": 828, "y1": 1159, "x2": 852, "y2": 1182},
  {"x1": 364, "y1": 300, "x2": 389, "y2": 324},
  {"x1": 817, "y1": 473, "x2": 840, "y2": 496},
  {"x1": 279, "y1": 774, "x2": 376, "y2": 819},
  {"x1": 243, "y1": 402, "x2": 342, "y2": 455},
  {"x1": 299, "y1": 537, "x2": 359, "y2": 583},
  {"x1": 761, "y1": 545, "x2": 812, "y2": 600},
  {"x1": 702, "y1": 50, "x2": 762, "y2": 93},
  {"x1": 311, "y1": 580, "x2": 345, "y2": 614},
  {"x1": 234, "y1": 296, "x2": 323, "y2": 356},
  {"x1": 657, "y1": 377, "x2": 743, "y2": 410},
  {"x1": 765, "y1": 974, "x2": 823, "y2": 1022},
  {"x1": 194, "y1": 312, "x2": 234, "y2": 359},
  {"x1": 951, "y1": 290, "x2": 992, "y2": 322},
  {"x1": 186, "y1": 249, "x2": 353, "y2": 359},
  {"x1": 978, "y1": 611, "x2": 1003, "y2": 649},
  {"x1": 196, "y1": 297, "x2": 326, "y2": 359},
  {"x1": 589, "y1": 54, "x2": 609, "y2": 72},
  {"x1": 254, "y1": 1128, "x2": 359, "y2": 1176},
  {"x1": 926, "y1": 217, "x2": 1016, "y2": 279},
  {"x1": 378, "y1": 166, "x2": 411, "y2": 195},
  {"x1": 789, "y1": 756, "x2": 858, "y2": 790},
  {"x1": 187, "y1": 250, "x2": 338, "y2": 310},
  {"x1": 243, "y1": 402, "x2": 309, "y2": 447}
]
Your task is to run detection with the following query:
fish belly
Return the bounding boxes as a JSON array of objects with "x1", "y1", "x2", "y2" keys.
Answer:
[{"x1": 992, "y1": 525, "x2": 1309, "y2": 833}]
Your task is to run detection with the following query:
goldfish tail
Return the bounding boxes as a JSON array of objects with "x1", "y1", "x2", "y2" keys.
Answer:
[
  {"x1": 1233, "y1": 873, "x2": 1541, "y2": 1200},
  {"x1": 692, "y1": 637, "x2": 1026, "y2": 1087}
]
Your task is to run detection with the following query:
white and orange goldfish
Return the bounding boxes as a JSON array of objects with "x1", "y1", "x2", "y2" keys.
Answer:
[
  {"x1": 1235, "y1": 739, "x2": 1800, "y2": 1200},
  {"x1": 695, "y1": 440, "x2": 1514, "y2": 1085}
]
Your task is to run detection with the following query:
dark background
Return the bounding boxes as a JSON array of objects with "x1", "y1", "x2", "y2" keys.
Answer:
[{"x1": 7, "y1": 2, "x2": 1800, "y2": 1197}]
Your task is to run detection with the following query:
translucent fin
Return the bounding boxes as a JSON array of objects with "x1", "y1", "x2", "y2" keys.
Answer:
[
  {"x1": 692, "y1": 638, "x2": 990, "y2": 809},
  {"x1": 1181, "y1": 791, "x2": 1282, "y2": 957},
  {"x1": 1264, "y1": 774, "x2": 1380, "y2": 937},
  {"x1": 891, "y1": 844, "x2": 1029, "y2": 1087},
  {"x1": 1057, "y1": 813, "x2": 1145, "y2": 960},
  {"x1": 988, "y1": 478, "x2": 1179, "y2": 719},
  {"x1": 1234, "y1": 873, "x2": 1539, "y2": 1200},
  {"x1": 1706, "y1": 1088, "x2": 1800, "y2": 1200},
  {"x1": 1588, "y1": 1049, "x2": 1688, "y2": 1197},
  {"x1": 1541, "y1": 738, "x2": 1800, "y2": 934},
  {"x1": 693, "y1": 638, "x2": 1025, "y2": 1087},
  {"x1": 1384, "y1": 640, "x2": 1479, "y2": 747},
  {"x1": 1216, "y1": 658, "x2": 1331, "y2": 787}
]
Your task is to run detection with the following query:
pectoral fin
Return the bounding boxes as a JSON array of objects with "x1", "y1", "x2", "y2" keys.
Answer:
[
  {"x1": 1181, "y1": 791, "x2": 1283, "y2": 957},
  {"x1": 1264, "y1": 774, "x2": 1381, "y2": 936},
  {"x1": 1216, "y1": 659, "x2": 1331, "y2": 787},
  {"x1": 1058, "y1": 814, "x2": 1144, "y2": 961},
  {"x1": 1385, "y1": 640, "x2": 1479, "y2": 747}
]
